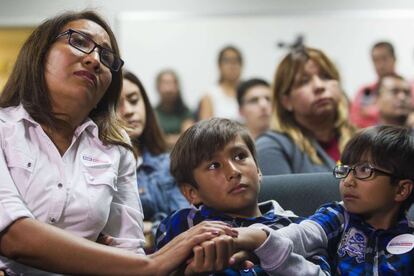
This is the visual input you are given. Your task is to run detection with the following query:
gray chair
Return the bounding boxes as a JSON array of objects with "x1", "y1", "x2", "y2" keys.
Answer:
[
  {"x1": 260, "y1": 173, "x2": 414, "y2": 220},
  {"x1": 259, "y1": 173, "x2": 340, "y2": 217}
]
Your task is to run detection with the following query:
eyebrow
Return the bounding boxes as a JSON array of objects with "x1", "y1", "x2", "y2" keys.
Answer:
[
  {"x1": 77, "y1": 29, "x2": 112, "y2": 50},
  {"x1": 126, "y1": 90, "x2": 140, "y2": 98}
]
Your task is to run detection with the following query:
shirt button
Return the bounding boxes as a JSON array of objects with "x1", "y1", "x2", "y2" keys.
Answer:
[
  {"x1": 58, "y1": 183, "x2": 63, "y2": 189},
  {"x1": 49, "y1": 217, "x2": 56, "y2": 223},
  {"x1": 89, "y1": 176, "x2": 94, "y2": 181},
  {"x1": 27, "y1": 162, "x2": 31, "y2": 168}
]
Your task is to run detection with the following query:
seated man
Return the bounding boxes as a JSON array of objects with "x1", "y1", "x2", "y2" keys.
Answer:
[
  {"x1": 376, "y1": 74, "x2": 412, "y2": 127},
  {"x1": 350, "y1": 41, "x2": 397, "y2": 128},
  {"x1": 155, "y1": 118, "x2": 329, "y2": 275},
  {"x1": 236, "y1": 78, "x2": 272, "y2": 139}
]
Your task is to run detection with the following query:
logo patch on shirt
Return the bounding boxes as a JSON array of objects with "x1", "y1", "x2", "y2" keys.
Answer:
[
  {"x1": 81, "y1": 150, "x2": 112, "y2": 167},
  {"x1": 338, "y1": 227, "x2": 366, "y2": 263}
]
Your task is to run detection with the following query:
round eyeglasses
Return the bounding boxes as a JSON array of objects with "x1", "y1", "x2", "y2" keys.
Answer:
[
  {"x1": 333, "y1": 163, "x2": 396, "y2": 180},
  {"x1": 56, "y1": 29, "x2": 124, "y2": 72}
]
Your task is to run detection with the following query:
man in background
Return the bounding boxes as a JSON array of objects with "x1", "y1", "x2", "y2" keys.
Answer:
[
  {"x1": 376, "y1": 74, "x2": 412, "y2": 127},
  {"x1": 350, "y1": 41, "x2": 397, "y2": 128},
  {"x1": 237, "y1": 78, "x2": 272, "y2": 139}
]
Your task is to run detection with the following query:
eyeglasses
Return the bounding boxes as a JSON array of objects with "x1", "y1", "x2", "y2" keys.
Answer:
[
  {"x1": 56, "y1": 29, "x2": 124, "y2": 72},
  {"x1": 333, "y1": 163, "x2": 396, "y2": 180}
]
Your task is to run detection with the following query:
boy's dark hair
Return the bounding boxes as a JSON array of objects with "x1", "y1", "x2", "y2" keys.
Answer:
[
  {"x1": 170, "y1": 118, "x2": 256, "y2": 188},
  {"x1": 341, "y1": 125, "x2": 414, "y2": 211},
  {"x1": 372, "y1": 41, "x2": 395, "y2": 59},
  {"x1": 236, "y1": 78, "x2": 270, "y2": 106}
]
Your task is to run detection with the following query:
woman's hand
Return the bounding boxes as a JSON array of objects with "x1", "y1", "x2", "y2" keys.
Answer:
[{"x1": 152, "y1": 221, "x2": 237, "y2": 275}]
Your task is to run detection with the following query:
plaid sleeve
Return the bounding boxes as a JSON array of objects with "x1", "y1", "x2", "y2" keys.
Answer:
[
  {"x1": 154, "y1": 208, "x2": 192, "y2": 250},
  {"x1": 308, "y1": 202, "x2": 345, "y2": 241},
  {"x1": 309, "y1": 253, "x2": 332, "y2": 275}
]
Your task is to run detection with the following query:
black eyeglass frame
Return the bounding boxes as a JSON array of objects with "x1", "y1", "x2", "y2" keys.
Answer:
[
  {"x1": 55, "y1": 28, "x2": 124, "y2": 72},
  {"x1": 333, "y1": 163, "x2": 397, "y2": 180}
]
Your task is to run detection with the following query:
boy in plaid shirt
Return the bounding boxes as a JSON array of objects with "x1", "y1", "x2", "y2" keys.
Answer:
[
  {"x1": 263, "y1": 125, "x2": 414, "y2": 275},
  {"x1": 155, "y1": 118, "x2": 330, "y2": 275}
]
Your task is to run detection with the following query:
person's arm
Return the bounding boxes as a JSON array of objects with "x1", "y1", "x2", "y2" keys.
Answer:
[
  {"x1": 233, "y1": 225, "x2": 330, "y2": 276},
  {"x1": 101, "y1": 147, "x2": 145, "y2": 253},
  {"x1": 198, "y1": 95, "x2": 213, "y2": 120},
  {"x1": 0, "y1": 217, "x2": 235, "y2": 275},
  {"x1": 255, "y1": 134, "x2": 293, "y2": 175}
]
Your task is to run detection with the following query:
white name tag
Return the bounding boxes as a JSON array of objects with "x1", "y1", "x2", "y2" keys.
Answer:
[{"x1": 386, "y1": 234, "x2": 414, "y2": 255}]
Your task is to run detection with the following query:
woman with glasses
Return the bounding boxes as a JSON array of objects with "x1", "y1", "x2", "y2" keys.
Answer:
[
  {"x1": 252, "y1": 125, "x2": 414, "y2": 275},
  {"x1": 0, "y1": 10, "x2": 235, "y2": 275},
  {"x1": 256, "y1": 47, "x2": 355, "y2": 175}
]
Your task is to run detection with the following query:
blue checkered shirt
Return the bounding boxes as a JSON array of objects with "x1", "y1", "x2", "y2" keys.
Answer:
[
  {"x1": 308, "y1": 202, "x2": 414, "y2": 275},
  {"x1": 156, "y1": 200, "x2": 330, "y2": 275}
]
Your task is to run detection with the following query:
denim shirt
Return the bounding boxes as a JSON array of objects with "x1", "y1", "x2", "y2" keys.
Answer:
[{"x1": 137, "y1": 149, "x2": 189, "y2": 222}]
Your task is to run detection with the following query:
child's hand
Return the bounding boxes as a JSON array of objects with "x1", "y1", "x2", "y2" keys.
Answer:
[
  {"x1": 229, "y1": 250, "x2": 257, "y2": 270},
  {"x1": 233, "y1": 226, "x2": 268, "y2": 251},
  {"x1": 184, "y1": 234, "x2": 235, "y2": 275},
  {"x1": 154, "y1": 221, "x2": 237, "y2": 275}
]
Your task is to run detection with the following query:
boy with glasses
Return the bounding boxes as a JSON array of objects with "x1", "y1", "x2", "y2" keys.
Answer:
[
  {"x1": 155, "y1": 118, "x2": 330, "y2": 275},
  {"x1": 247, "y1": 125, "x2": 414, "y2": 275}
]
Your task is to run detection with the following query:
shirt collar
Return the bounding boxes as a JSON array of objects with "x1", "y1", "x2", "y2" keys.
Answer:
[
  {"x1": 0, "y1": 104, "x2": 38, "y2": 125},
  {"x1": 0, "y1": 104, "x2": 99, "y2": 138},
  {"x1": 74, "y1": 117, "x2": 99, "y2": 139}
]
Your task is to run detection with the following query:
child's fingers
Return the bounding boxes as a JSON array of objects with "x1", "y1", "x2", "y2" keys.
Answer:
[
  {"x1": 229, "y1": 250, "x2": 256, "y2": 268},
  {"x1": 193, "y1": 244, "x2": 206, "y2": 271},
  {"x1": 201, "y1": 240, "x2": 217, "y2": 271},
  {"x1": 243, "y1": 260, "x2": 255, "y2": 269},
  {"x1": 213, "y1": 235, "x2": 234, "y2": 271}
]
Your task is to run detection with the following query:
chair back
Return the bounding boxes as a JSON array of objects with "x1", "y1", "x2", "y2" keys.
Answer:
[{"x1": 259, "y1": 173, "x2": 340, "y2": 217}]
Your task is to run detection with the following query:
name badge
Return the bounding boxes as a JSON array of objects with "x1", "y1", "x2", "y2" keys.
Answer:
[{"x1": 386, "y1": 234, "x2": 414, "y2": 255}]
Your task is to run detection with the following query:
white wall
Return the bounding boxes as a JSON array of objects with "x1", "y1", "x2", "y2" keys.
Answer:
[
  {"x1": 2, "y1": 0, "x2": 414, "y2": 108},
  {"x1": 118, "y1": 11, "x2": 414, "y2": 108}
]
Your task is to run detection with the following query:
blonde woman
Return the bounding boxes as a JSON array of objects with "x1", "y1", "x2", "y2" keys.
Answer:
[{"x1": 256, "y1": 47, "x2": 355, "y2": 175}]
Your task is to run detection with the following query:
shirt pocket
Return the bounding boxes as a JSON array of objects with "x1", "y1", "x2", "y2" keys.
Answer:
[
  {"x1": 83, "y1": 168, "x2": 118, "y2": 228},
  {"x1": 4, "y1": 147, "x2": 35, "y2": 196}
]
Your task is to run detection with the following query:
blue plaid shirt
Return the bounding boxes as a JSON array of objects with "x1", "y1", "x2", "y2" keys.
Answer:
[
  {"x1": 308, "y1": 202, "x2": 414, "y2": 275},
  {"x1": 156, "y1": 200, "x2": 329, "y2": 275}
]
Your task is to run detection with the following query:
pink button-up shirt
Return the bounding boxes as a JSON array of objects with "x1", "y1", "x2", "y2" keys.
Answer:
[{"x1": 0, "y1": 105, "x2": 145, "y2": 274}]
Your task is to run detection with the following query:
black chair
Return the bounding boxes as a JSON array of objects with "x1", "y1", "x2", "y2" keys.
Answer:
[{"x1": 259, "y1": 173, "x2": 340, "y2": 217}]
